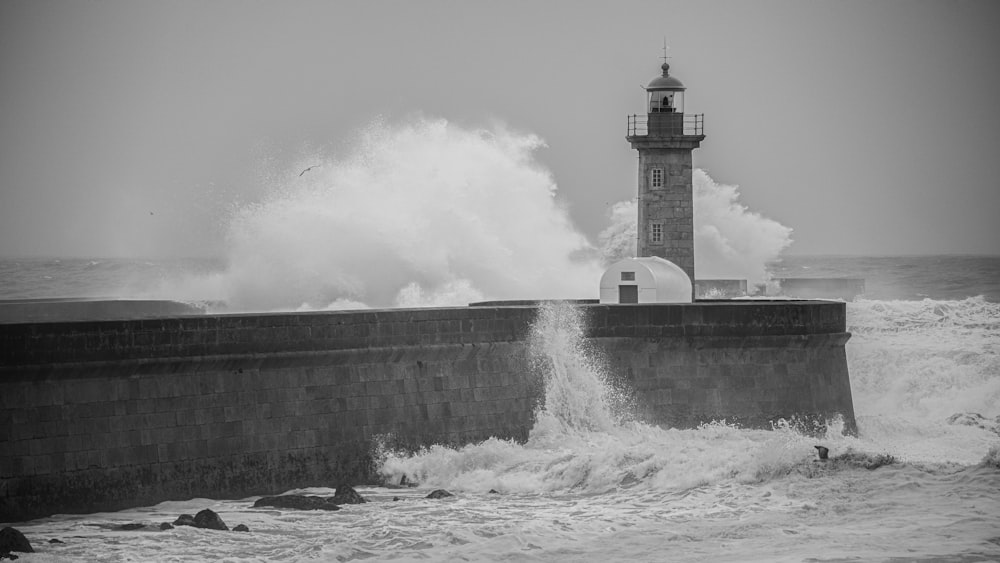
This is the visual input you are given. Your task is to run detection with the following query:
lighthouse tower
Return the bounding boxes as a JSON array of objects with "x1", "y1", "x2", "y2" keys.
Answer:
[{"x1": 626, "y1": 61, "x2": 705, "y2": 294}]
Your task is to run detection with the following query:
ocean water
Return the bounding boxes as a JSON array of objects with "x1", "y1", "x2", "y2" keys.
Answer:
[
  {"x1": 2, "y1": 255, "x2": 999, "y2": 562},
  {"x1": 771, "y1": 255, "x2": 1000, "y2": 303}
]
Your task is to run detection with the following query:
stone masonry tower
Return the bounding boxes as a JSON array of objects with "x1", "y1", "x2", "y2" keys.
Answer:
[{"x1": 626, "y1": 61, "x2": 705, "y2": 291}]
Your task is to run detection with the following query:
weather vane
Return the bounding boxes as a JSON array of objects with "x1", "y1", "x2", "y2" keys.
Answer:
[{"x1": 661, "y1": 37, "x2": 671, "y2": 64}]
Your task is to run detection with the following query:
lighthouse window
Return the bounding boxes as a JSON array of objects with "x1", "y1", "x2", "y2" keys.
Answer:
[
  {"x1": 651, "y1": 168, "x2": 664, "y2": 188},
  {"x1": 651, "y1": 222, "x2": 664, "y2": 243}
]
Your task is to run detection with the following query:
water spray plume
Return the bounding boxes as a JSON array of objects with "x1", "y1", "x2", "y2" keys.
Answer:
[
  {"x1": 162, "y1": 118, "x2": 791, "y2": 310},
  {"x1": 217, "y1": 118, "x2": 602, "y2": 311},
  {"x1": 528, "y1": 302, "x2": 618, "y2": 438},
  {"x1": 692, "y1": 170, "x2": 793, "y2": 283}
]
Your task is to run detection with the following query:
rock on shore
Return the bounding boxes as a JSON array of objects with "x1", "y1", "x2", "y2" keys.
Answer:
[
  {"x1": 0, "y1": 527, "x2": 33, "y2": 555},
  {"x1": 173, "y1": 509, "x2": 229, "y2": 531},
  {"x1": 194, "y1": 509, "x2": 229, "y2": 531},
  {"x1": 331, "y1": 485, "x2": 368, "y2": 505}
]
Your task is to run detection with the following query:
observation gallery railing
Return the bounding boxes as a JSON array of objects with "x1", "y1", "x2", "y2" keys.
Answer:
[{"x1": 627, "y1": 113, "x2": 704, "y2": 137}]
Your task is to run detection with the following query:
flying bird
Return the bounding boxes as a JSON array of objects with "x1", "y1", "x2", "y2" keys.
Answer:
[{"x1": 299, "y1": 165, "x2": 320, "y2": 177}]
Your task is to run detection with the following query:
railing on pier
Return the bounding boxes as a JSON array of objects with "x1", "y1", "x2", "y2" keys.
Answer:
[{"x1": 627, "y1": 113, "x2": 704, "y2": 137}]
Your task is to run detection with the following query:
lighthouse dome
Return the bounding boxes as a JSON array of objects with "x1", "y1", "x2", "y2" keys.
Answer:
[{"x1": 646, "y1": 62, "x2": 686, "y2": 91}]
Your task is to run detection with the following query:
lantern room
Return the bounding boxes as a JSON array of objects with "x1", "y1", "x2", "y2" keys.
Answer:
[{"x1": 646, "y1": 62, "x2": 686, "y2": 114}]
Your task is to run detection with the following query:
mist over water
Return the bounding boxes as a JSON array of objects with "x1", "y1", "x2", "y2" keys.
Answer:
[{"x1": 153, "y1": 118, "x2": 790, "y2": 311}]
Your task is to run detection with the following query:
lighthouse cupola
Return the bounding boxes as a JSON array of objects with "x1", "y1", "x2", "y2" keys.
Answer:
[{"x1": 646, "y1": 62, "x2": 686, "y2": 114}]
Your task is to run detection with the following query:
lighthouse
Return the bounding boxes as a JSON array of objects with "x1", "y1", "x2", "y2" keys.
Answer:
[{"x1": 627, "y1": 61, "x2": 705, "y2": 296}]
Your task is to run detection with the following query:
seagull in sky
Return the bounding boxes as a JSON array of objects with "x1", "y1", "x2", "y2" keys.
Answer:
[{"x1": 299, "y1": 165, "x2": 320, "y2": 177}]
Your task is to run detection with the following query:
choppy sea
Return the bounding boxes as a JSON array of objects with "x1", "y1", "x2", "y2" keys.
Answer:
[{"x1": 1, "y1": 254, "x2": 999, "y2": 562}]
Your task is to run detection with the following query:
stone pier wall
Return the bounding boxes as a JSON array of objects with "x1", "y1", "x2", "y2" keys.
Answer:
[
  {"x1": 0, "y1": 301, "x2": 853, "y2": 522},
  {"x1": 583, "y1": 302, "x2": 854, "y2": 429}
]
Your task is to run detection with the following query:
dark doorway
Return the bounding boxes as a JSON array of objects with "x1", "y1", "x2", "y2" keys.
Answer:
[{"x1": 619, "y1": 285, "x2": 638, "y2": 303}]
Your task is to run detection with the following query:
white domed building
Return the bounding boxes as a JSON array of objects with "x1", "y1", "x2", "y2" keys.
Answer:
[{"x1": 599, "y1": 256, "x2": 693, "y2": 304}]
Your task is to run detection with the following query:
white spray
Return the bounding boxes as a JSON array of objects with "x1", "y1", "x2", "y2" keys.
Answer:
[
  {"x1": 180, "y1": 118, "x2": 603, "y2": 311},
  {"x1": 160, "y1": 118, "x2": 791, "y2": 310},
  {"x1": 527, "y1": 302, "x2": 620, "y2": 438}
]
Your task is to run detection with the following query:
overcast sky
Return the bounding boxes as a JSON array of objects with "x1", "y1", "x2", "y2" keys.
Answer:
[{"x1": 1, "y1": 0, "x2": 998, "y2": 258}]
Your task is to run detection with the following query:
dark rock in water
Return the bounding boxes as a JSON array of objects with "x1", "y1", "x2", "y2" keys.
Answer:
[
  {"x1": 193, "y1": 509, "x2": 229, "y2": 531},
  {"x1": 232, "y1": 524, "x2": 250, "y2": 533},
  {"x1": 48, "y1": 539, "x2": 64, "y2": 544},
  {"x1": 159, "y1": 523, "x2": 174, "y2": 531},
  {"x1": 0, "y1": 528, "x2": 33, "y2": 554},
  {"x1": 488, "y1": 489, "x2": 500, "y2": 494},
  {"x1": 814, "y1": 445, "x2": 830, "y2": 460},
  {"x1": 117, "y1": 523, "x2": 146, "y2": 531},
  {"x1": 331, "y1": 484, "x2": 368, "y2": 505},
  {"x1": 426, "y1": 489, "x2": 453, "y2": 499},
  {"x1": 400, "y1": 475, "x2": 418, "y2": 487},
  {"x1": 173, "y1": 511, "x2": 228, "y2": 530},
  {"x1": 393, "y1": 496, "x2": 401, "y2": 501},
  {"x1": 253, "y1": 495, "x2": 341, "y2": 511},
  {"x1": 1, "y1": 554, "x2": 18, "y2": 561}
]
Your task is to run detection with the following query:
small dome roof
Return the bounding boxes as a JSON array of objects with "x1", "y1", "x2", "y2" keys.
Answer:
[{"x1": 646, "y1": 62, "x2": 686, "y2": 91}]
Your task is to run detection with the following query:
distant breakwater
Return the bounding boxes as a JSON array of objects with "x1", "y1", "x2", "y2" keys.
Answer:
[{"x1": 0, "y1": 300, "x2": 854, "y2": 522}]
